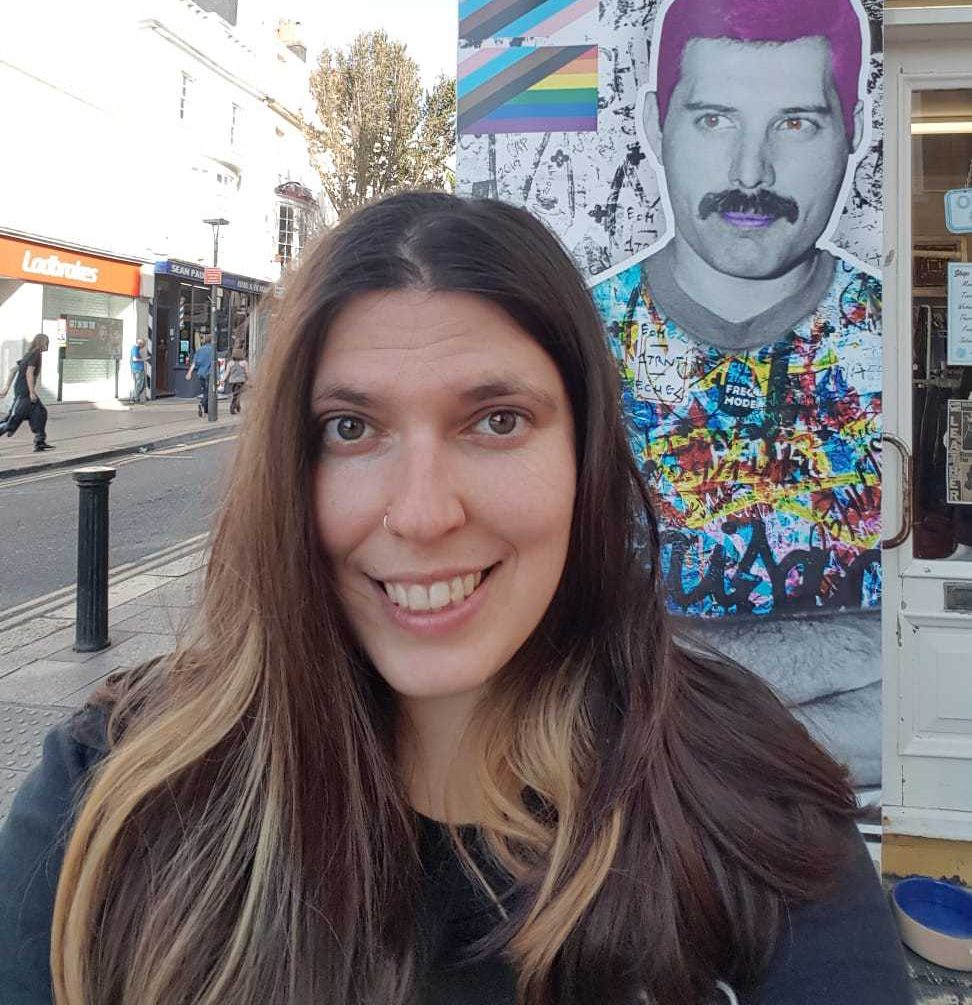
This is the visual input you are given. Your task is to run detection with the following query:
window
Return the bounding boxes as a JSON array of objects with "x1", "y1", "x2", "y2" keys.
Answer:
[
  {"x1": 230, "y1": 103, "x2": 241, "y2": 145},
  {"x1": 278, "y1": 204, "x2": 295, "y2": 262},
  {"x1": 180, "y1": 72, "x2": 194, "y2": 121}
]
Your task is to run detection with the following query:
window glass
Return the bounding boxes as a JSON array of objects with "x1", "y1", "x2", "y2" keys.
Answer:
[{"x1": 911, "y1": 88, "x2": 972, "y2": 559}]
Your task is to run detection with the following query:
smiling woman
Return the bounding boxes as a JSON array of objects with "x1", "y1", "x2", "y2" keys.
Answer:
[
  {"x1": 311, "y1": 289, "x2": 576, "y2": 740},
  {"x1": 0, "y1": 192, "x2": 912, "y2": 1005}
]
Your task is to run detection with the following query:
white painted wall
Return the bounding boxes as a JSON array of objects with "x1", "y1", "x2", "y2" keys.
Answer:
[{"x1": 0, "y1": 0, "x2": 324, "y2": 400}]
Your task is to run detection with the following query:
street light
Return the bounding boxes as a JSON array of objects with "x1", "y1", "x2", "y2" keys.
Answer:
[{"x1": 202, "y1": 217, "x2": 229, "y2": 423}]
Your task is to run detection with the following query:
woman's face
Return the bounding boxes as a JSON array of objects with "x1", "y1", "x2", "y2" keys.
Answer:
[{"x1": 312, "y1": 290, "x2": 576, "y2": 703}]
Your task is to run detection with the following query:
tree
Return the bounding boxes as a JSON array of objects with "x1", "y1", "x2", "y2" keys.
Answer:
[{"x1": 305, "y1": 30, "x2": 456, "y2": 218}]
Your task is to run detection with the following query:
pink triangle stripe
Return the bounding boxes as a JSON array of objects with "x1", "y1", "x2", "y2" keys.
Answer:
[
  {"x1": 530, "y1": 0, "x2": 597, "y2": 38},
  {"x1": 459, "y1": 46, "x2": 502, "y2": 79}
]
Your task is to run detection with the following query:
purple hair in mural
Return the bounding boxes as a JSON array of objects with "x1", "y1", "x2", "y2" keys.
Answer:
[{"x1": 654, "y1": 0, "x2": 865, "y2": 138}]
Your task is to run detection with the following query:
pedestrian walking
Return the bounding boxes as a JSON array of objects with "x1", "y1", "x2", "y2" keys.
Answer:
[
  {"x1": 0, "y1": 193, "x2": 913, "y2": 1005},
  {"x1": 185, "y1": 333, "x2": 214, "y2": 417},
  {"x1": 129, "y1": 338, "x2": 148, "y2": 404},
  {"x1": 221, "y1": 347, "x2": 249, "y2": 414},
  {"x1": 0, "y1": 333, "x2": 54, "y2": 452}
]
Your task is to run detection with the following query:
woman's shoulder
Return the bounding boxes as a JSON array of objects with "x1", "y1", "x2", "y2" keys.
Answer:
[
  {"x1": 0, "y1": 665, "x2": 163, "y2": 1002},
  {"x1": 9, "y1": 661, "x2": 162, "y2": 818}
]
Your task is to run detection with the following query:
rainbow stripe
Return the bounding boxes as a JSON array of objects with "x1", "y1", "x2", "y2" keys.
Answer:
[
  {"x1": 460, "y1": 0, "x2": 596, "y2": 44},
  {"x1": 458, "y1": 45, "x2": 598, "y2": 135}
]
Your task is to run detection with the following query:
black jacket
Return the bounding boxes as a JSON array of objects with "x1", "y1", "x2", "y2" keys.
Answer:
[{"x1": 0, "y1": 705, "x2": 916, "y2": 1005}]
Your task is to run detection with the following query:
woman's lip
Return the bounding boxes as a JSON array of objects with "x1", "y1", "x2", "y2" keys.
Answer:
[{"x1": 372, "y1": 568, "x2": 493, "y2": 638}]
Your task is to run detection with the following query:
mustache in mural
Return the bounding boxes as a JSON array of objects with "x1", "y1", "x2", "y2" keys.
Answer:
[{"x1": 698, "y1": 190, "x2": 800, "y2": 225}]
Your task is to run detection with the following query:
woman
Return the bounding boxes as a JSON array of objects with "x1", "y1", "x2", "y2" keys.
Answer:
[
  {"x1": 0, "y1": 193, "x2": 912, "y2": 1005},
  {"x1": 221, "y1": 347, "x2": 249, "y2": 414}
]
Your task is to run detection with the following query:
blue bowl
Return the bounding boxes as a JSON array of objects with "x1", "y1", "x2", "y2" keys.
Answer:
[{"x1": 892, "y1": 877, "x2": 972, "y2": 970}]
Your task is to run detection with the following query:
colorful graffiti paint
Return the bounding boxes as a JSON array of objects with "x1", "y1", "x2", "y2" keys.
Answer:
[
  {"x1": 593, "y1": 254, "x2": 883, "y2": 619},
  {"x1": 458, "y1": 45, "x2": 598, "y2": 135}
]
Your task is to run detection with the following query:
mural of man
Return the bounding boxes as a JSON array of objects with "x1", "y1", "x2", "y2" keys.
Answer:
[{"x1": 591, "y1": 0, "x2": 882, "y2": 782}]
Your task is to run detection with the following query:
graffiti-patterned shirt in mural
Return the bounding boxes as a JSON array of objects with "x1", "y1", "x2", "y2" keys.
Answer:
[{"x1": 592, "y1": 249, "x2": 883, "y2": 620}]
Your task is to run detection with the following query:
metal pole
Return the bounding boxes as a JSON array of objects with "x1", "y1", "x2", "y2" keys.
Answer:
[
  {"x1": 73, "y1": 466, "x2": 116, "y2": 653},
  {"x1": 208, "y1": 227, "x2": 219, "y2": 423},
  {"x1": 208, "y1": 292, "x2": 218, "y2": 422}
]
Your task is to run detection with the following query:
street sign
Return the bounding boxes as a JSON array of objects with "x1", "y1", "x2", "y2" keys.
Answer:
[{"x1": 203, "y1": 267, "x2": 223, "y2": 285}]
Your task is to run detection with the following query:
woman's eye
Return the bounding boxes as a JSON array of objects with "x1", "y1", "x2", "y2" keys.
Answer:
[
  {"x1": 322, "y1": 416, "x2": 373, "y2": 444},
  {"x1": 474, "y1": 410, "x2": 523, "y2": 436}
]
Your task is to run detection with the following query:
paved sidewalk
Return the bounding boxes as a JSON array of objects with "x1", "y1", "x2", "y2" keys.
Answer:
[
  {"x1": 0, "y1": 396, "x2": 241, "y2": 479},
  {"x1": 0, "y1": 546, "x2": 205, "y2": 824}
]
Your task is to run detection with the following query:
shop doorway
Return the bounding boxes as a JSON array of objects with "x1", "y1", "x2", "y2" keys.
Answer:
[{"x1": 884, "y1": 21, "x2": 972, "y2": 839}]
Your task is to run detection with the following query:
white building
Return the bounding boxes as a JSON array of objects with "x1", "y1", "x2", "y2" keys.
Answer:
[{"x1": 0, "y1": 0, "x2": 324, "y2": 403}]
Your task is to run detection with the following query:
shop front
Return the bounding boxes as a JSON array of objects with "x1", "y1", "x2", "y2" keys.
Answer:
[
  {"x1": 0, "y1": 233, "x2": 146, "y2": 403},
  {"x1": 881, "y1": 4, "x2": 972, "y2": 881},
  {"x1": 151, "y1": 260, "x2": 271, "y2": 397}
]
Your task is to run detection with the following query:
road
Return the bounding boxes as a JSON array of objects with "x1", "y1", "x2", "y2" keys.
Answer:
[{"x1": 0, "y1": 437, "x2": 237, "y2": 612}]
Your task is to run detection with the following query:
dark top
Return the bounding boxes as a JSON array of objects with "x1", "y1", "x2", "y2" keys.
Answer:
[
  {"x1": 13, "y1": 350, "x2": 42, "y2": 397},
  {"x1": 0, "y1": 705, "x2": 916, "y2": 1005}
]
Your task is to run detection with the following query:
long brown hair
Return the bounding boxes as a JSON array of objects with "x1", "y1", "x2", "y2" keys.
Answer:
[{"x1": 52, "y1": 192, "x2": 857, "y2": 1005}]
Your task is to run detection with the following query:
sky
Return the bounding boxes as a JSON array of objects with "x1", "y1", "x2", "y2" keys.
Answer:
[{"x1": 298, "y1": 0, "x2": 459, "y2": 86}]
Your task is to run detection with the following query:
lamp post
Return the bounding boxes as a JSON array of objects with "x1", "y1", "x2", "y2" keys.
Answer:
[{"x1": 202, "y1": 217, "x2": 229, "y2": 423}]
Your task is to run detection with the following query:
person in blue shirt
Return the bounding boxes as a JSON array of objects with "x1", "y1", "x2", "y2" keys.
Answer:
[
  {"x1": 129, "y1": 338, "x2": 148, "y2": 404},
  {"x1": 186, "y1": 334, "x2": 214, "y2": 416}
]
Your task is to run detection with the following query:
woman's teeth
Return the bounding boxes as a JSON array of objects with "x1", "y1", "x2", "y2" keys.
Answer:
[{"x1": 383, "y1": 571, "x2": 484, "y2": 612}]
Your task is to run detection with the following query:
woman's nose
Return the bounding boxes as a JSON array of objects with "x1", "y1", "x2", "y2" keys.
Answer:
[{"x1": 384, "y1": 440, "x2": 466, "y2": 543}]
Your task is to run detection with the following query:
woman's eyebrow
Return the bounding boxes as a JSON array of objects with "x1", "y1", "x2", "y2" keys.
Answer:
[
  {"x1": 458, "y1": 377, "x2": 559, "y2": 410},
  {"x1": 313, "y1": 377, "x2": 559, "y2": 410},
  {"x1": 313, "y1": 383, "x2": 374, "y2": 407}
]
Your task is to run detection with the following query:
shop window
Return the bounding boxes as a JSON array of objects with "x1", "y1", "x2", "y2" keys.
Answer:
[
  {"x1": 180, "y1": 72, "x2": 194, "y2": 121},
  {"x1": 910, "y1": 88, "x2": 972, "y2": 559},
  {"x1": 278, "y1": 204, "x2": 295, "y2": 263}
]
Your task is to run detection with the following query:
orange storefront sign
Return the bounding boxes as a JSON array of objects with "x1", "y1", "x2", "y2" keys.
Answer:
[{"x1": 0, "y1": 234, "x2": 142, "y2": 297}]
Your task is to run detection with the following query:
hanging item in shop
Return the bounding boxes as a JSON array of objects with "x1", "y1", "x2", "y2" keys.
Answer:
[
  {"x1": 945, "y1": 161, "x2": 972, "y2": 234},
  {"x1": 947, "y1": 398, "x2": 972, "y2": 504},
  {"x1": 457, "y1": 0, "x2": 886, "y2": 786}
]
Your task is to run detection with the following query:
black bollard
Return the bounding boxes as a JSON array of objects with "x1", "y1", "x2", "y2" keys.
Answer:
[{"x1": 73, "y1": 466, "x2": 116, "y2": 653}]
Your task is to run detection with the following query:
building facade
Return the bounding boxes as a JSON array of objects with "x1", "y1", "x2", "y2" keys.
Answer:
[{"x1": 0, "y1": 0, "x2": 323, "y2": 403}]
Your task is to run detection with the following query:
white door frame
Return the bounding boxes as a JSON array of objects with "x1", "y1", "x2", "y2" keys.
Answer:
[{"x1": 883, "y1": 11, "x2": 972, "y2": 840}]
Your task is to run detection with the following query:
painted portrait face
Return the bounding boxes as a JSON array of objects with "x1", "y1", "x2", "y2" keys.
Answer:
[
  {"x1": 649, "y1": 37, "x2": 861, "y2": 280},
  {"x1": 312, "y1": 290, "x2": 576, "y2": 704}
]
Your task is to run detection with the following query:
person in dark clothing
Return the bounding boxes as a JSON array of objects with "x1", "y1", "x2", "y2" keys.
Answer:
[
  {"x1": 0, "y1": 333, "x2": 54, "y2": 451},
  {"x1": 0, "y1": 194, "x2": 915, "y2": 1005}
]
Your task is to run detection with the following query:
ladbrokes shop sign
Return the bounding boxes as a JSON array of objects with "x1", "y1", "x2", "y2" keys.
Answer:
[{"x1": 0, "y1": 234, "x2": 142, "y2": 297}]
